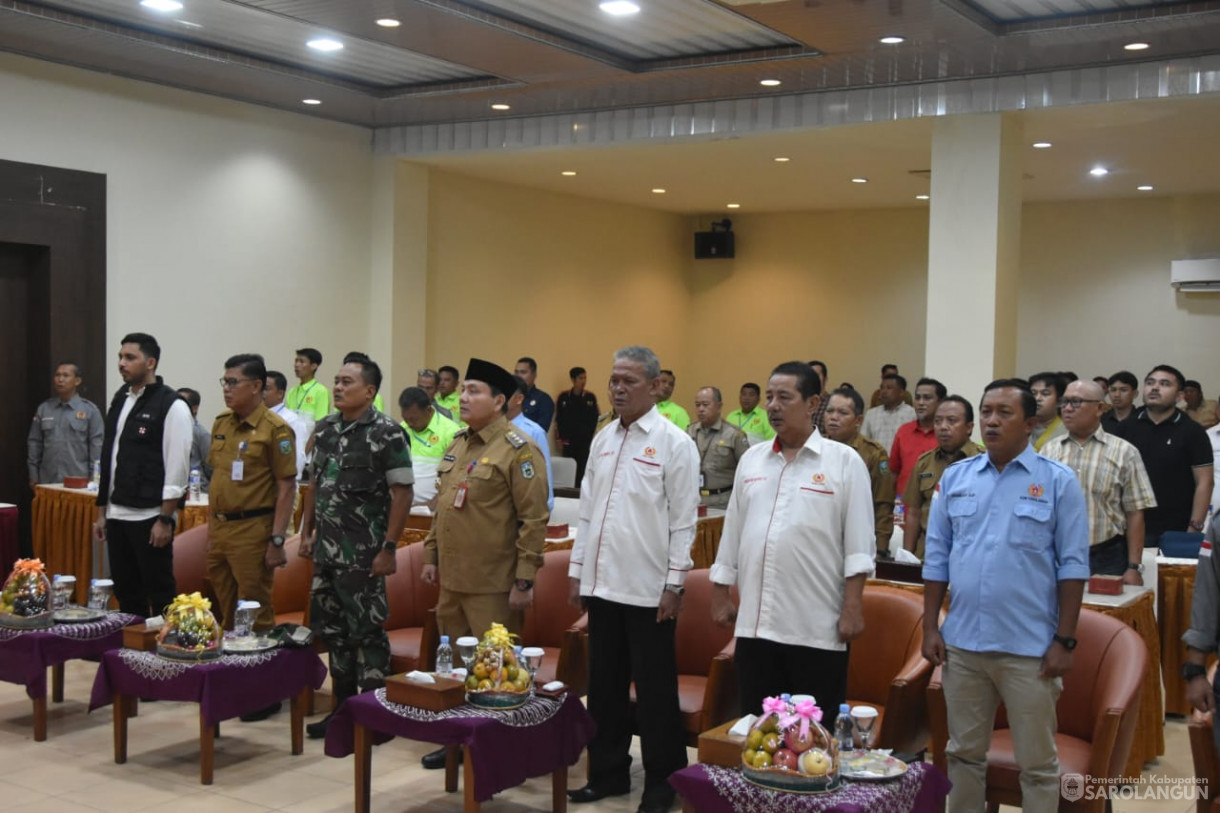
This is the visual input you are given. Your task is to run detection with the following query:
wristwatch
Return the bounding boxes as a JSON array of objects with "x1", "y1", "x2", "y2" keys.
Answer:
[
  {"x1": 1189, "y1": 519, "x2": 1206, "y2": 532},
  {"x1": 269, "y1": 534, "x2": 286, "y2": 548},
  {"x1": 1127, "y1": 562, "x2": 1145, "y2": 573},
  {"x1": 514, "y1": 579, "x2": 534, "y2": 591},
  {"x1": 1052, "y1": 633, "x2": 1077, "y2": 651},
  {"x1": 381, "y1": 539, "x2": 398, "y2": 552},
  {"x1": 1182, "y1": 662, "x2": 1209, "y2": 681},
  {"x1": 156, "y1": 514, "x2": 176, "y2": 530},
  {"x1": 664, "y1": 583, "x2": 685, "y2": 597}
]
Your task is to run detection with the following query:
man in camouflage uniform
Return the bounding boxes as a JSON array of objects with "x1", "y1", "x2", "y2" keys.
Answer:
[
  {"x1": 419, "y1": 357, "x2": 549, "y2": 769},
  {"x1": 823, "y1": 387, "x2": 895, "y2": 554},
  {"x1": 299, "y1": 354, "x2": 413, "y2": 739}
]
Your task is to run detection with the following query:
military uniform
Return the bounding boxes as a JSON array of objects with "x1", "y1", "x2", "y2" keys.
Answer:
[
  {"x1": 902, "y1": 442, "x2": 983, "y2": 558},
  {"x1": 843, "y1": 433, "x2": 896, "y2": 551},
  {"x1": 27, "y1": 394, "x2": 104, "y2": 484},
  {"x1": 424, "y1": 415, "x2": 548, "y2": 639},
  {"x1": 310, "y1": 407, "x2": 414, "y2": 693},
  {"x1": 688, "y1": 419, "x2": 750, "y2": 508},
  {"x1": 206, "y1": 403, "x2": 297, "y2": 630}
]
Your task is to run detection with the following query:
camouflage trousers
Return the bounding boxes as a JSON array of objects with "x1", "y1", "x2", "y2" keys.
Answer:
[{"x1": 310, "y1": 567, "x2": 390, "y2": 694}]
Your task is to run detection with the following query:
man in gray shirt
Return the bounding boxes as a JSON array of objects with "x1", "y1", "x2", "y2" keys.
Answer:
[
  {"x1": 176, "y1": 387, "x2": 213, "y2": 489},
  {"x1": 28, "y1": 362, "x2": 104, "y2": 487}
]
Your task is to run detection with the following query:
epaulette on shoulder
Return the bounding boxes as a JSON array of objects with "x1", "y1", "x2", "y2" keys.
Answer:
[
  {"x1": 454, "y1": 427, "x2": 470, "y2": 438},
  {"x1": 505, "y1": 430, "x2": 526, "y2": 448}
]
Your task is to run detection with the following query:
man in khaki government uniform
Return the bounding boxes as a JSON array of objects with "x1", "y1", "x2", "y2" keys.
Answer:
[
  {"x1": 207, "y1": 353, "x2": 297, "y2": 635},
  {"x1": 420, "y1": 357, "x2": 549, "y2": 769},
  {"x1": 688, "y1": 386, "x2": 750, "y2": 509},
  {"x1": 823, "y1": 387, "x2": 895, "y2": 553},
  {"x1": 902, "y1": 396, "x2": 982, "y2": 559}
]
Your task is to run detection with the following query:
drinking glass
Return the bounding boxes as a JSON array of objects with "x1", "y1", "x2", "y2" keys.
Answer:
[
  {"x1": 234, "y1": 600, "x2": 260, "y2": 639},
  {"x1": 520, "y1": 647, "x2": 545, "y2": 698},
  {"x1": 52, "y1": 575, "x2": 76, "y2": 610},
  {"x1": 456, "y1": 636, "x2": 479, "y2": 674},
  {"x1": 88, "y1": 579, "x2": 113, "y2": 611},
  {"x1": 851, "y1": 706, "x2": 879, "y2": 750}
]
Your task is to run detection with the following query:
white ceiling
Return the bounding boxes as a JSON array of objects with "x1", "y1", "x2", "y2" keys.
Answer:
[{"x1": 415, "y1": 94, "x2": 1220, "y2": 213}]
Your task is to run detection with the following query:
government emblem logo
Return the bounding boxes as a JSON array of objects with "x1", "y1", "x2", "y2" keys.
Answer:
[
  {"x1": 1028, "y1": 484, "x2": 1045, "y2": 498},
  {"x1": 644, "y1": 447, "x2": 656, "y2": 458}
]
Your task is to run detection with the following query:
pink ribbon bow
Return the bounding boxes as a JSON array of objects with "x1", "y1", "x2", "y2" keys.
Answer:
[
  {"x1": 753, "y1": 696, "x2": 789, "y2": 729},
  {"x1": 780, "y1": 700, "x2": 823, "y2": 740}
]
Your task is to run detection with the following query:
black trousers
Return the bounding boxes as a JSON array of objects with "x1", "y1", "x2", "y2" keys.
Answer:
[
  {"x1": 1089, "y1": 534, "x2": 1128, "y2": 576},
  {"x1": 586, "y1": 597, "x2": 687, "y2": 794},
  {"x1": 736, "y1": 636, "x2": 850, "y2": 719},
  {"x1": 106, "y1": 517, "x2": 176, "y2": 618},
  {"x1": 564, "y1": 438, "x2": 593, "y2": 483}
]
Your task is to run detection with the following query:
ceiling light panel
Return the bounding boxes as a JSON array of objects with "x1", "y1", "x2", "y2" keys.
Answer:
[
  {"x1": 460, "y1": 0, "x2": 799, "y2": 60},
  {"x1": 960, "y1": 0, "x2": 1181, "y2": 23},
  {"x1": 43, "y1": 0, "x2": 487, "y2": 86}
]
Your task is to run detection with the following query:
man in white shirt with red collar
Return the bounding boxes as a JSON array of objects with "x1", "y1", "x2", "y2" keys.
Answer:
[
  {"x1": 568, "y1": 345, "x2": 700, "y2": 813},
  {"x1": 710, "y1": 361, "x2": 876, "y2": 717}
]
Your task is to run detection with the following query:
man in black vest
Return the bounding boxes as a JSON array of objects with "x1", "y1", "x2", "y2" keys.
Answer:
[{"x1": 92, "y1": 333, "x2": 193, "y2": 618}]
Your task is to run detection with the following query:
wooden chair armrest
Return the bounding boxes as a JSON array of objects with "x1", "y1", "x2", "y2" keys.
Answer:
[
  {"x1": 557, "y1": 626, "x2": 590, "y2": 697},
  {"x1": 702, "y1": 652, "x2": 740, "y2": 733}
]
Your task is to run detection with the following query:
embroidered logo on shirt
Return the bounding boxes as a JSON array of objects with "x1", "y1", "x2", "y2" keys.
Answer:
[
  {"x1": 643, "y1": 446, "x2": 656, "y2": 458},
  {"x1": 76, "y1": 411, "x2": 87, "y2": 420},
  {"x1": 1028, "y1": 484, "x2": 1045, "y2": 498},
  {"x1": 812, "y1": 473, "x2": 826, "y2": 484}
]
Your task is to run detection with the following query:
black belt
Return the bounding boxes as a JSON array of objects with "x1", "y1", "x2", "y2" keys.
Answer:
[
  {"x1": 212, "y1": 506, "x2": 275, "y2": 522},
  {"x1": 700, "y1": 486, "x2": 732, "y2": 497}
]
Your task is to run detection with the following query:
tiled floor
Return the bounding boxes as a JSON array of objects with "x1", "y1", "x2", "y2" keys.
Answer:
[{"x1": 0, "y1": 661, "x2": 1205, "y2": 811}]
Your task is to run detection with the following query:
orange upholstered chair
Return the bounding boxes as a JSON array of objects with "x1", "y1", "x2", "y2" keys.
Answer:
[
  {"x1": 382, "y1": 541, "x2": 440, "y2": 674},
  {"x1": 928, "y1": 608, "x2": 1146, "y2": 812},
  {"x1": 520, "y1": 548, "x2": 589, "y2": 695},
  {"x1": 171, "y1": 523, "x2": 212, "y2": 605},
  {"x1": 272, "y1": 535, "x2": 312, "y2": 627},
  {"x1": 845, "y1": 583, "x2": 936, "y2": 754}
]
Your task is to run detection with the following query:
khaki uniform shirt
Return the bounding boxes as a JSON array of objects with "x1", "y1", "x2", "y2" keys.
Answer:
[
  {"x1": 688, "y1": 419, "x2": 750, "y2": 507},
  {"x1": 424, "y1": 416, "x2": 549, "y2": 595},
  {"x1": 843, "y1": 433, "x2": 895, "y2": 551},
  {"x1": 902, "y1": 442, "x2": 984, "y2": 558},
  {"x1": 207, "y1": 403, "x2": 297, "y2": 542}
]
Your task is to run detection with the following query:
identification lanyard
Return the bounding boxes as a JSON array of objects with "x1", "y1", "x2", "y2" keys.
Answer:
[
  {"x1": 232, "y1": 440, "x2": 248, "y2": 481},
  {"x1": 453, "y1": 461, "x2": 476, "y2": 509}
]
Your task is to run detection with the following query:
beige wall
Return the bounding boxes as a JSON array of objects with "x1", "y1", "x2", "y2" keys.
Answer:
[{"x1": 0, "y1": 53, "x2": 375, "y2": 424}]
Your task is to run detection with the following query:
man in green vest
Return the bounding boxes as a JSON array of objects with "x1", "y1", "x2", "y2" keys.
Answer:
[
  {"x1": 286, "y1": 347, "x2": 331, "y2": 428},
  {"x1": 436, "y1": 365, "x2": 463, "y2": 425},
  {"x1": 655, "y1": 369, "x2": 691, "y2": 430},
  {"x1": 725, "y1": 382, "x2": 775, "y2": 446},
  {"x1": 398, "y1": 387, "x2": 460, "y2": 508}
]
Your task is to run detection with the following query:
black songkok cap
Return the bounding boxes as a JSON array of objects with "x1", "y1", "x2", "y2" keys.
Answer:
[{"x1": 464, "y1": 358, "x2": 517, "y2": 400}]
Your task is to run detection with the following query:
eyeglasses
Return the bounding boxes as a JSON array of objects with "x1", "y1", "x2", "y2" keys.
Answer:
[
  {"x1": 219, "y1": 377, "x2": 257, "y2": 389},
  {"x1": 1060, "y1": 398, "x2": 1102, "y2": 409}
]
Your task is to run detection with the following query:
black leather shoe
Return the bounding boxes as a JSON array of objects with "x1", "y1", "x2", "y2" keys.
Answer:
[
  {"x1": 637, "y1": 787, "x2": 676, "y2": 813},
  {"x1": 421, "y1": 746, "x2": 459, "y2": 770},
  {"x1": 305, "y1": 712, "x2": 333, "y2": 740},
  {"x1": 568, "y1": 782, "x2": 631, "y2": 803},
  {"x1": 239, "y1": 701, "x2": 282, "y2": 722}
]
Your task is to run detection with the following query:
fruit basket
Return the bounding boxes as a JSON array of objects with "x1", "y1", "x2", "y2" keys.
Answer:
[
  {"x1": 463, "y1": 623, "x2": 531, "y2": 709},
  {"x1": 155, "y1": 592, "x2": 223, "y2": 661},
  {"x1": 741, "y1": 696, "x2": 841, "y2": 793},
  {"x1": 0, "y1": 559, "x2": 54, "y2": 629}
]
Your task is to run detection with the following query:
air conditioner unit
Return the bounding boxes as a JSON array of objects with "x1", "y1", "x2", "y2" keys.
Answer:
[{"x1": 1171, "y1": 258, "x2": 1220, "y2": 292}]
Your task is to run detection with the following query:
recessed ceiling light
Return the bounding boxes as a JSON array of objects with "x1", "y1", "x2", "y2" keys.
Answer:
[
  {"x1": 1032, "y1": 141, "x2": 1052, "y2": 149},
  {"x1": 851, "y1": 177, "x2": 868, "y2": 184},
  {"x1": 651, "y1": 188, "x2": 666, "y2": 194},
  {"x1": 490, "y1": 103, "x2": 511, "y2": 111},
  {"x1": 1137, "y1": 185, "x2": 1154, "y2": 191},
  {"x1": 773, "y1": 157, "x2": 790, "y2": 163},
  {"x1": 879, "y1": 36, "x2": 905, "y2": 44},
  {"x1": 375, "y1": 18, "x2": 401, "y2": 28},
  {"x1": 599, "y1": 1, "x2": 640, "y2": 15},
  {"x1": 140, "y1": 0, "x2": 183, "y2": 11},
  {"x1": 759, "y1": 79, "x2": 781, "y2": 87},
  {"x1": 726, "y1": 203, "x2": 741, "y2": 209},
  {"x1": 916, "y1": 194, "x2": 930, "y2": 200},
  {"x1": 1124, "y1": 42, "x2": 1150, "y2": 51},
  {"x1": 1089, "y1": 166, "x2": 1109, "y2": 177},
  {"x1": 561, "y1": 171, "x2": 577, "y2": 177},
  {"x1": 306, "y1": 37, "x2": 344, "y2": 52},
  {"x1": 302, "y1": 98, "x2": 322, "y2": 105}
]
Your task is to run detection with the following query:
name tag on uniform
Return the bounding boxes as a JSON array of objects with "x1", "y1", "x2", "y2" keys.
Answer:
[
  {"x1": 453, "y1": 482, "x2": 468, "y2": 509},
  {"x1": 699, "y1": 473, "x2": 706, "y2": 488},
  {"x1": 231, "y1": 460, "x2": 244, "y2": 481}
]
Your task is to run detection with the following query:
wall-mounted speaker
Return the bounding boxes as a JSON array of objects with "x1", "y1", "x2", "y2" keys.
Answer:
[{"x1": 695, "y1": 231, "x2": 735, "y2": 259}]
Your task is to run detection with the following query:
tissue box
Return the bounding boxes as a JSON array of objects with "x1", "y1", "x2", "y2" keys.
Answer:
[
  {"x1": 546, "y1": 524, "x2": 569, "y2": 539},
  {"x1": 384, "y1": 673, "x2": 466, "y2": 711},
  {"x1": 697, "y1": 718, "x2": 748, "y2": 768},
  {"x1": 63, "y1": 476, "x2": 90, "y2": 489},
  {"x1": 123, "y1": 623, "x2": 159, "y2": 651},
  {"x1": 1088, "y1": 575, "x2": 1123, "y2": 596}
]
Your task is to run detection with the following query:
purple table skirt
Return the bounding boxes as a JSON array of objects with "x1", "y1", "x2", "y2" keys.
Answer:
[
  {"x1": 0, "y1": 613, "x2": 139, "y2": 699},
  {"x1": 669, "y1": 762, "x2": 951, "y2": 813},
  {"x1": 325, "y1": 690, "x2": 595, "y2": 803},
  {"x1": 88, "y1": 646, "x2": 326, "y2": 725}
]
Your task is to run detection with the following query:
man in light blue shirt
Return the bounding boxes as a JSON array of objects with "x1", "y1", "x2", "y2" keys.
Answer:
[
  {"x1": 922, "y1": 378, "x2": 1089, "y2": 813},
  {"x1": 509, "y1": 376, "x2": 554, "y2": 512}
]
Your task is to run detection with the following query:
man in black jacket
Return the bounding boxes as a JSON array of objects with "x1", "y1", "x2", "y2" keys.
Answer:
[{"x1": 92, "y1": 333, "x2": 193, "y2": 618}]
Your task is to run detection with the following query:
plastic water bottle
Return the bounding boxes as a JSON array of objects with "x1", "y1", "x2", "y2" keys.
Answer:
[
  {"x1": 436, "y1": 635, "x2": 453, "y2": 677},
  {"x1": 893, "y1": 496, "x2": 905, "y2": 526},
  {"x1": 89, "y1": 459, "x2": 101, "y2": 492},
  {"x1": 189, "y1": 468, "x2": 202, "y2": 502},
  {"x1": 834, "y1": 703, "x2": 855, "y2": 752}
]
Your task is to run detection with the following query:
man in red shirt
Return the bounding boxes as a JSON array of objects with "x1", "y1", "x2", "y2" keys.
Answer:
[{"x1": 889, "y1": 377, "x2": 945, "y2": 494}]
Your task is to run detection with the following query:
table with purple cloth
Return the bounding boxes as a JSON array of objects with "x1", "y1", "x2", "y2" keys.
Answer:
[
  {"x1": 0, "y1": 611, "x2": 138, "y2": 741},
  {"x1": 89, "y1": 646, "x2": 326, "y2": 784},
  {"x1": 325, "y1": 689, "x2": 595, "y2": 813},
  {"x1": 669, "y1": 762, "x2": 952, "y2": 813}
]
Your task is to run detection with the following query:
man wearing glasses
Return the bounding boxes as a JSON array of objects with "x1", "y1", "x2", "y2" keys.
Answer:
[{"x1": 1041, "y1": 379, "x2": 1156, "y2": 580}]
